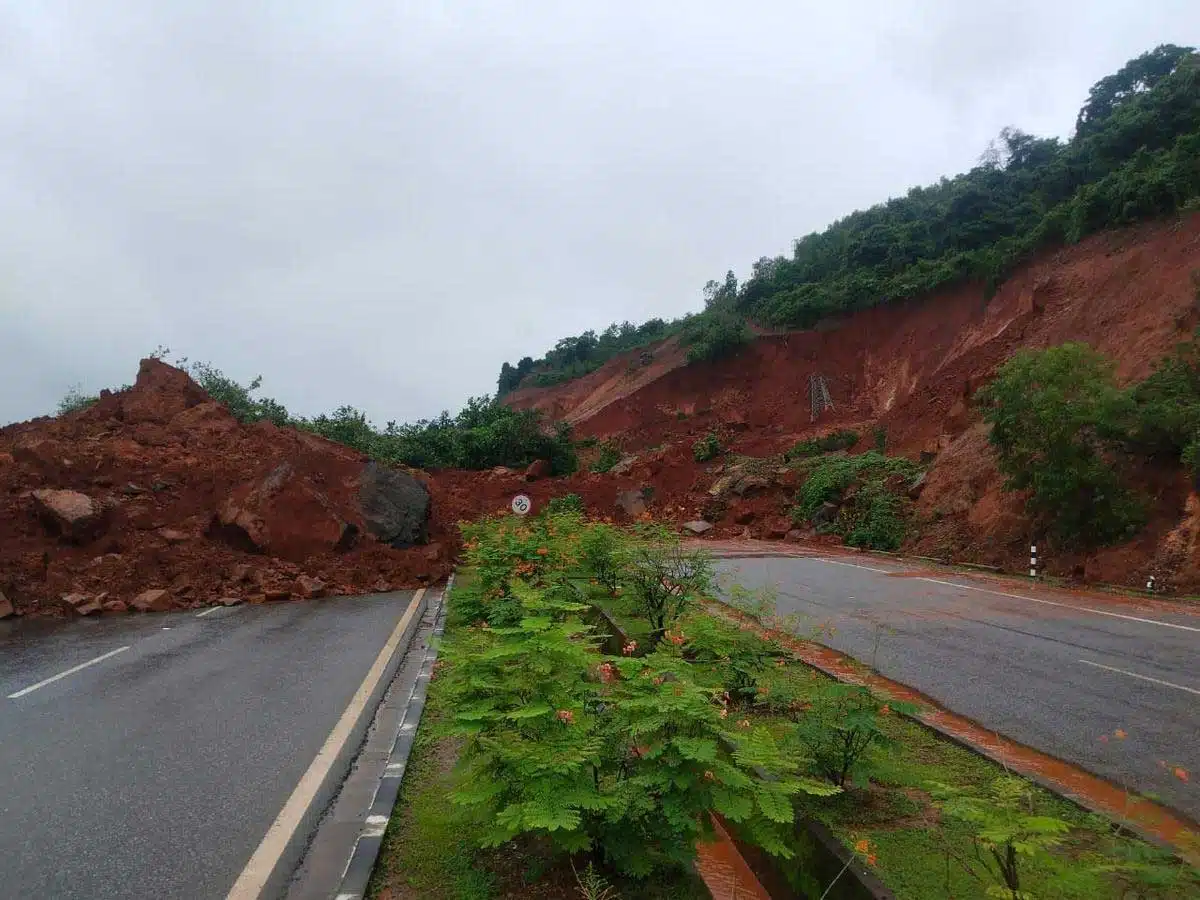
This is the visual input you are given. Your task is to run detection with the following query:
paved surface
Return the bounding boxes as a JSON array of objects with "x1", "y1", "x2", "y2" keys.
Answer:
[
  {"x1": 0, "y1": 593, "x2": 417, "y2": 900},
  {"x1": 716, "y1": 555, "x2": 1200, "y2": 819}
]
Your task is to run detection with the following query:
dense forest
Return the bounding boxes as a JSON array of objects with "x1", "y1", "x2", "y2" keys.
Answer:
[{"x1": 498, "y1": 45, "x2": 1200, "y2": 394}]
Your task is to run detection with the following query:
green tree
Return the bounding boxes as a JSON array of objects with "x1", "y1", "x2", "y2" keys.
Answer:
[{"x1": 976, "y1": 344, "x2": 1143, "y2": 545}]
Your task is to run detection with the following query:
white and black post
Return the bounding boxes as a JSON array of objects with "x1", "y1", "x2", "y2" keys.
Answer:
[
  {"x1": 1146, "y1": 574, "x2": 1156, "y2": 593},
  {"x1": 1029, "y1": 543, "x2": 1038, "y2": 579}
]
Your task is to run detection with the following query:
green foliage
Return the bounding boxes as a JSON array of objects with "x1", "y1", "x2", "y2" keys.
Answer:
[
  {"x1": 682, "y1": 309, "x2": 751, "y2": 364},
  {"x1": 931, "y1": 776, "x2": 1072, "y2": 900},
  {"x1": 692, "y1": 432, "x2": 722, "y2": 462},
  {"x1": 56, "y1": 385, "x2": 98, "y2": 416},
  {"x1": 591, "y1": 441, "x2": 623, "y2": 474},
  {"x1": 872, "y1": 426, "x2": 888, "y2": 452},
  {"x1": 623, "y1": 533, "x2": 716, "y2": 645},
  {"x1": 305, "y1": 396, "x2": 578, "y2": 475},
  {"x1": 785, "y1": 429, "x2": 860, "y2": 459},
  {"x1": 442, "y1": 516, "x2": 820, "y2": 879},
  {"x1": 579, "y1": 523, "x2": 626, "y2": 595},
  {"x1": 183, "y1": 361, "x2": 292, "y2": 425},
  {"x1": 793, "y1": 683, "x2": 914, "y2": 788},
  {"x1": 545, "y1": 493, "x2": 585, "y2": 516},
  {"x1": 679, "y1": 614, "x2": 788, "y2": 708},
  {"x1": 498, "y1": 319, "x2": 678, "y2": 395},
  {"x1": 1129, "y1": 328, "x2": 1200, "y2": 471},
  {"x1": 977, "y1": 344, "x2": 1144, "y2": 546},
  {"x1": 500, "y1": 47, "x2": 1200, "y2": 391},
  {"x1": 792, "y1": 451, "x2": 922, "y2": 550}
]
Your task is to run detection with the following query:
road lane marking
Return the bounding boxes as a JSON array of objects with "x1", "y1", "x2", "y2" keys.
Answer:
[
  {"x1": 7, "y1": 646, "x2": 130, "y2": 699},
  {"x1": 918, "y1": 577, "x2": 1200, "y2": 634},
  {"x1": 195, "y1": 607, "x2": 220, "y2": 617},
  {"x1": 225, "y1": 588, "x2": 425, "y2": 900},
  {"x1": 816, "y1": 558, "x2": 893, "y2": 574},
  {"x1": 1079, "y1": 659, "x2": 1200, "y2": 696}
]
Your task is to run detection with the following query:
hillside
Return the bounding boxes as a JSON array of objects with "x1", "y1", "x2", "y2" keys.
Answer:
[{"x1": 508, "y1": 215, "x2": 1200, "y2": 588}]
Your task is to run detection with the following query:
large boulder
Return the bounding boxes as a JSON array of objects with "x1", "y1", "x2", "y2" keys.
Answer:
[
  {"x1": 130, "y1": 589, "x2": 172, "y2": 613},
  {"x1": 359, "y1": 462, "x2": 430, "y2": 548},
  {"x1": 615, "y1": 489, "x2": 647, "y2": 519},
  {"x1": 215, "y1": 463, "x2": 361, "y2": 559},
  {"x1": 31, "y1": 489, "x2": 108, "y2": 543},
  {"x1": 119, "y1": 358, "x2": 210, "y2": 425}
]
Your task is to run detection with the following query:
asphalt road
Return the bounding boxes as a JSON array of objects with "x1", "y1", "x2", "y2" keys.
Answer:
[
  {"x1": 0, "y1": 592, "x2": 418, "y2": 900},
  {"x1": 716, "y1": 555, "x2": 1200, "y2": 819}
]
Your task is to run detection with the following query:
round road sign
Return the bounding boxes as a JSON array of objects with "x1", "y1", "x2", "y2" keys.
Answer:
[{"x1": 511, "y1": 494, "x2": 532, "y2": 516}]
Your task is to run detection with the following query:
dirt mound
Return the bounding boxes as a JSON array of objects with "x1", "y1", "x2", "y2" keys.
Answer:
[
  {"x1": 0, "y1": 359, "x2": 453, "y2": 617},
  {"x1": 508, "y1": 215, "x2": 1200, "y2": 589}
]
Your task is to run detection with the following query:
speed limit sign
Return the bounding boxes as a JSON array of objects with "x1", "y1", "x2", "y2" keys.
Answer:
[{"x1": 511, "y1": 494, "x2": 533, "y2": 516}]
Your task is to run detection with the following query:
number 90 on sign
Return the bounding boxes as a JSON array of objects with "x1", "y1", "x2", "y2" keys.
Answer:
[{"x1": 511, "y1": 494, "x2": 533, "y2": 516}]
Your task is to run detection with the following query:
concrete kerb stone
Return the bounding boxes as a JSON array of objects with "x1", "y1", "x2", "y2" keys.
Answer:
[{"x1": 332, "y1": 573, "x2": 453, "y2": 900}]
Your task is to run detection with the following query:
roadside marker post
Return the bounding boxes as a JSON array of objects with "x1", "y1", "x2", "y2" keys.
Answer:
[
  {"x1": 1146, "y1": 575, "x2": 1156, "y2": 592},
  {"x1": 1029, "y1": 544, "x2": 1038, "y2": 578}
]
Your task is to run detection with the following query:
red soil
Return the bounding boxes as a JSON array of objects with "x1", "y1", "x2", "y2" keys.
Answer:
[
  {"x1": 0, "y1": 360, "x2": 454, "y2": 617},
  {"x1": 509, "y1": 215, "x2": 1200, "y2": 591}
]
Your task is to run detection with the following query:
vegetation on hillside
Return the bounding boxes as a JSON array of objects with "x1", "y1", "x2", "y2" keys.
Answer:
[
  {"x1": 59, "y1": 360, "x2": 577, "y2": 475},
  {"x1": 497, "y1": 45, "x2": 1200, "y2": 391},
  {"x1": 978, "y1": 331, "x2": 1200, "y2": 547}
]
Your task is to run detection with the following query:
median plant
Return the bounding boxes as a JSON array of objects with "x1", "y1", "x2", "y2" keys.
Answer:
[
  {"x1": 792, "y1": 683, "x2": 913, "y2": 788},
  {"x1": 930, "y1": 775, "x2": 1071, "y2": 900},
  {"x1": 623, "y1": 530, "x2": 715, "y2": 645}
]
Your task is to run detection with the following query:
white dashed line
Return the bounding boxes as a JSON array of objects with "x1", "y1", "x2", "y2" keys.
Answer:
[
  {"x1": 195, "y1": 607, "x2": 220, "y2": 618},
  {"x1": 816, "y1": 558, "x2": 892, "y2": 574},
  {"x1": 7, "y1": 646, "x2": 130, "y2": 699},
  {"x1": 1079, "y1": 659, "x2": 1200, "y2": 696},
  {"x1": 918, "y1": 577, "x2": 1200, "y2": 633}
]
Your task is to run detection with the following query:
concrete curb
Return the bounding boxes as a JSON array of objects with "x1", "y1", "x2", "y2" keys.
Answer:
[
  {"x1": 228, "y1": 589, "x2": 429, "y2": 900},
  {"x1": 331, "y1": 574, "x2": 452, "y2": 900}
]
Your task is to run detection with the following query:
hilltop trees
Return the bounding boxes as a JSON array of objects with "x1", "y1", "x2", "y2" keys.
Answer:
[{"x1": 496, "y1": 45, "x2": 1200, "y2": 390}]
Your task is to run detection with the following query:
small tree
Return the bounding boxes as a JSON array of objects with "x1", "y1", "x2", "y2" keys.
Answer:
[
  {"x1": 931, "y1": 776, "x2": 1071, "y2": 900},
  {"x1": 976, "y1": 344, "x2": 1143, "y2": 546},
  {"x1": 693, "y1": 432, "x2": 722, "y2": 462},
  {"x1": 624, "y1": 535, "x2": 714, "y2": 645},
  {"x1": 56, "y1": 385, "x2": 98, "y2": 416}
]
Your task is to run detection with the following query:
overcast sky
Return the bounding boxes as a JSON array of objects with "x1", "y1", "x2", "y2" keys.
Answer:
[{"x1": 1, "y1": 2, "x2": 1197, "y2": 426}]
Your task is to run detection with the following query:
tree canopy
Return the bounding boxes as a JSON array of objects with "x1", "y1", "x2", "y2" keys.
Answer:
[{"x1": 497, "y1": 45, "x2": 1200, "y2": 393}]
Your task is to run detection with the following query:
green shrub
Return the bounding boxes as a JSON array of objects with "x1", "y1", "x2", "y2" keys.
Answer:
[
  {"x1": 692, "y1": 432, "x2": 722, "y2": 462},
  {"x1": 792, "y1": 683, "x2": 914, "y2": 787},
  {"x1": 591, "y1": 440, "x2": 622, "y2": 473},
  {"x1": 785, "y1": 429, "x2": 859, "y2": 459},
  {"x1": 623, "y1": 534, "x2": 715, "y2": 645},
  {"x1": 977, "y1": 344, "x2": 1144, "y2": 546},
  {"x1": 792, "y1": 451, "x2": 921, "y2": 550},
  {"x1": 1128, "y1": 328, "x2": 1200, "y2": 470},
  {"x1": 578, "y1": 523, "x2": 626, "y2": 594},
  {"x1": 545, "y1": 493, "x2": 585, "y2": 516},
  {"x1": 56, "y1": 385, "x2": 98, "y2": 416},
  {"x1": 184, "y1": 361, "x2": 291, "y2": 425},
  {"x1": 683, "y1": 310, "x2": 751, "y2": 364},
  {"x1": 680, "y1": 614, "x2": 787, "y2": 708}
]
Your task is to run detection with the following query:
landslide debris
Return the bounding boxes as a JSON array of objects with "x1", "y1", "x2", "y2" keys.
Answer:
[{"x1": 0, "y1": 359, "x2": 450, "y2": 617}]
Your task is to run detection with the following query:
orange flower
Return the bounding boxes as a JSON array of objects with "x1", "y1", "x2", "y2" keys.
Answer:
[
  {"x1": 1175, "y1": 767, "x2": 1190, "y2": 783},
  {"x1": 738, "y1": 719, "x2": 751, "y2": 728},
  {"x1": 556, "y1": 709, "x2": 575, "y2": 725},
  {"x1": 879, "y1": 705, "x2": 890, "y2": 716},
  {"x1": 536, "y1": 547, "x2": 549, "y2": 556},
  {"x1": 1114, "y1": 728, "x2": 1127, "y2": 740},
  {"x1": 854, "y1": 839, "x2": 870, "y2": 854},
  {"x1": 867, "y1": 854, "x2": 877, "y2": 866}
]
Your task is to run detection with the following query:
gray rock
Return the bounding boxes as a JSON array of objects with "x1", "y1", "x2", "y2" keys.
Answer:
[
  {"x1": 608, "y1": 455, "x2": 639, "y2": 476},
  {"x1": 359, "y1": 461, "x2": 430, "y2": 548},
  {"x1": 908, "y1": 471, "x2": 928, "y2": 499},
  {"x1": 811, "y1": 502, "x2": 840, "y2": 526},
  {"x1": 683, "y1": 520, "x2": 713, "y2": 535},
  {"x1": 615, "y1": 489, "x2": 647, "y2": 519}
]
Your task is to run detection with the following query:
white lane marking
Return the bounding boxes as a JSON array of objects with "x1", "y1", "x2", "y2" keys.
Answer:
[
  {"x1": 816, "y1": 558, "x2": 893, "y2": 574},
  {"x1": 1079, "y1": 659, "x2": 1200, "y2": 696},
  {"x1": 918, "y1": 577, "x2": 1200, "y2": 634},
  {"x1": 195, "y1": 607, "x2": 220, "y2": 618},
  {"x1": 225, "y1": 588, "x2": 426, "y2": 900},
  {"x1": 8, "y1": 646, "x2": 130, "y2": 699}
]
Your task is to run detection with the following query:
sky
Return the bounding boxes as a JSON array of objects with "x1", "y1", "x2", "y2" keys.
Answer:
[{"x1": 1, "y1": 2, "x2": 1197, "y2": 426}]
